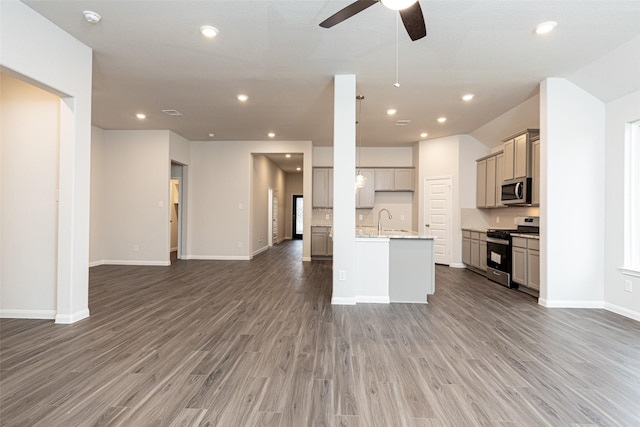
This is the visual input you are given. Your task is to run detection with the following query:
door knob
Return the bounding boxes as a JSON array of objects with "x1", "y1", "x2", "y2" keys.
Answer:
[{"x1": 425, "y1": 224, "x2": 430, "y2": 227}]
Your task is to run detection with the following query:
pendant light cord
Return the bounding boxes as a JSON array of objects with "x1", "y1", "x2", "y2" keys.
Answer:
[{"x1": 395, "y1": 12, "x2": 400, "y2": 87}]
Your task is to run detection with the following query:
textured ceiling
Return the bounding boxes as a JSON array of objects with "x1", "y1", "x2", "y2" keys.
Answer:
[{"x1": 21, "y1": 0, "x2": 640, "y2": 147}]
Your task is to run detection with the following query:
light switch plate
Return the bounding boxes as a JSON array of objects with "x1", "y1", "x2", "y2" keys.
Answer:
[{"x1": 625, "y1": 280, "x2": 632, "y2": 292}]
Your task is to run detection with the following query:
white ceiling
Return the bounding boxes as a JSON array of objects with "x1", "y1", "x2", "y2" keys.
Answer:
[{"x1": 22, "y1": 0, "x2": 640, "y2": 148}]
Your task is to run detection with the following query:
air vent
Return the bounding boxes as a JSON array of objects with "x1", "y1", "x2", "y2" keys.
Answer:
[
  {"x1": 162, "y1": 109, "x2": 183, "y2": 116},
  {"x1": 396, "y1": 119, "x2": 411, "y2": 126}
]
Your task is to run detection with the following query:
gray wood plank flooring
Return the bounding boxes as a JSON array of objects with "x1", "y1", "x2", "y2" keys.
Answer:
[{"x1": 2, "y1": 240, "x2": 639, "y2": 426}]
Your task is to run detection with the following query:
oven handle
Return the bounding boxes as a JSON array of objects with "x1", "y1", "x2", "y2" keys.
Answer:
[{"x1": 487, "y1": 237, "x2": 509, "y2": 245}]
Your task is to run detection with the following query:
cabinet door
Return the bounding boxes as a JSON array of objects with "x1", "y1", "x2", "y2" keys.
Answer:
[
  {"x1": 514, "y1": 134, "x2": 529, "y2": 178},
  {"x1": 470, "y1": 239, "x2": 480, "y2": 268},
  {"x1": 311, "y1": 232, "x2": 326, "y2": 256},
  {"x1": 495, "y1": 152, "x2": 504, "y2": 207},
  {"x1": 479, "y1": 240, "x2": 487, "y2": 271},
  {"x1": 327, "y1": 168, "x2": 334, "y2": 207},
  {"x1": 394, "y1": 169, "x2": 414, "y2": 191},
  {"x1": 312, "y1": 168, "x2": 329, "y2": 208},
  {"x1": 356, "y1": 169, "x2": 375, "y2": 208},
  {"x1": 512, "y1": 246, "x2": 527, "y2": 285},
  {"x1": 527, "y1": 249, "x2": 540, "y2": 290},
  {"x1": 503, "y1": 139, "x2": 515, "y2": 181},
  {"x1": 476, "y1": 159, "x2": 487, "y2": 208},
  {"x1": 532, "y1": 140, "x2": 540, "y2": 206},
  {"x1": 462, "y1": 237, "x2": 471, "y2": 265},
  {"x1": 486, "y1": 156, "x2": 496, "y2": 207},
  {"x1": 374, "y1": 169, "x2": 394, "y2": 191}
]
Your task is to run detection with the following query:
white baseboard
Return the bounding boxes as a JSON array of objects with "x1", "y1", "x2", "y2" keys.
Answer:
[
  {"x1": 355, "y1": 296, "x2": 390, "y2": 304},
  {"x1": 98, "y1": 260, "x2": 171, "y2": 266},
  {"x1": 89, "y1": 260, "x2": 103, "y2": 267},
  {"x1": 0, "y1": 309, "x2": 56, "y2": 320},
  {"x1": 55, "y1": 308, "x2": 90, "y2": 324},
  {"x1": 331, "y1": 297, "x2": 356, "y2": 305},
  {"x1": 170, "y1": 247, "x2": 178, "y2": 252},
  {"x1": 538, "y1": 298, "x2": 605, "y2": 309},
  {"x1": 449, "y1": 263, "x2": 466, "y2": 269},
  {"x1": 603, "y1": 302, "x2": 640, "y2": 322},
  {"x1": 253, "y1": 245, "x2": 269, "y2": 257},
  {"x1": 302, "y1": 256, "x2": 312, "y2": 262},
  {"x1": 186, "y1": 255, "x2": 251, "y2": 261}
]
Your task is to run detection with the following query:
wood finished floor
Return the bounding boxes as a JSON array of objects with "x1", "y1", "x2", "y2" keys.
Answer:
[{"x1": 1, "y1": 240, "x2": 640, "y2": 426}]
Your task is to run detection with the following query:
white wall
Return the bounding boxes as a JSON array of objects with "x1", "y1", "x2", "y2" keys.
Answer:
[
  {"x1": 417, "y1": 134, "x2": 487, "y2": 266},
  {"x1": 1, "y1": 1, "x2": 92, "y2": 323},
  {"x1": 1, "y1": 74, "x2": 59, "y2": 318},
  {"x1": 604, "y1": 89, "x2": 640, "y2": 320},
  {"x1": 252, "y1": 154, "x2": 286, "y2": 254},
  {"x1": 540, "y1": 78, "x2": 605, "y2": 307},
  {"x1": 97, "y1": 130, "x2": 171, "y2": 265},
  {"x1": 188, "y1": 140, "x2": 313, "y2": 261},
  {"x1": 90, "y1": 126, "x2": 105, "y2": 265}
]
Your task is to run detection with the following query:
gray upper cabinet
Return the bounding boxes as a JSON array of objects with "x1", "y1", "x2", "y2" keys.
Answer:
[
  {"x1": 502, "y1": 129, "x2": 539, "y2": 181},
  {"x1": 532, "y1": 136, "x2": 540, "y2": 206},
  {"x1": 312, "y1": 168, "x2": 333, "y2": 208},
  {"x1": 374, "y1": 168, "x2": 414, "y2": 192},
  {"x1": 476, "y1": 151, "x2": 503, "y2": 208},
  {"x1": 355, "y1": 169, "x2": 375, "y2": 208}
]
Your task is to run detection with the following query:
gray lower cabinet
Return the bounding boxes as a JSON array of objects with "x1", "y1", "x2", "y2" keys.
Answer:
[
  {"x1": 512, "y1": 236, "x2": 539, "y2": 294},
  {"x1": 462, "y1": 229, "x2": 486, "y2": 272},
  {"x1": 311, "y1": 226, "x2": 332, "y2": 257}
]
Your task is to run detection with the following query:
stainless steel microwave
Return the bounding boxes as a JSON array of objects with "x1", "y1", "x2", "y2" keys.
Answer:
[{"x1": 501, "y1": 177, "x2": 532, "y2": 205}]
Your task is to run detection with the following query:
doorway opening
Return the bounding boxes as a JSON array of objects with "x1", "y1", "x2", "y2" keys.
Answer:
[
  {"x1": 170, "y1": 162, "x2": 186, "y2": 263},
  {"x1": 292, "y1": 195, "x2": 303, "y2": 240}
]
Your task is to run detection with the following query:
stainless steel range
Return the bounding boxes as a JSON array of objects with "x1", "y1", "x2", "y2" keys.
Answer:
[{"x1": 486, "y1": 217, "x2": 539, "y2": 288}]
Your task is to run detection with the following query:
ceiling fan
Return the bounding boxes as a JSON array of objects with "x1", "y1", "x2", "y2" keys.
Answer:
[{"x1": 319, "y1": 0, "x2": 427, "y2": 41}]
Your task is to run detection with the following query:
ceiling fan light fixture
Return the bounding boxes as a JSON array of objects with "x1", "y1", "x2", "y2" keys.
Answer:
[{"x1": 381, "y1": 0, "x2": 418, "y2": 11}]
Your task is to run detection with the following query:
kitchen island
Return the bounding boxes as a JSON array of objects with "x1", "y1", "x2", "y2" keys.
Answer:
[{"x1": 354, "y1": 227, "x2": 435, "y2": 304}]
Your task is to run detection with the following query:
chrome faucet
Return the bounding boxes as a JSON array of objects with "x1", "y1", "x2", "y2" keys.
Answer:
[{"x1": 377, "y1": 208, "x2": 392, "y2": 234}]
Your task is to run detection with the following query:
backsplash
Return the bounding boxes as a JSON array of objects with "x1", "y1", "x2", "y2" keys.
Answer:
[{"x1": 461, "y1": 206, "x2": 540, "y2": 230}]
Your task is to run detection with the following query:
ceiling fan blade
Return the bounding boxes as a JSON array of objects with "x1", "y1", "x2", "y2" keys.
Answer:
[
  {"x1": 319, "y1": 0, "x2": 378, "y2": 28},
  {"x1": 399, "y1": 1, "x2": 427, "y2": 41}
]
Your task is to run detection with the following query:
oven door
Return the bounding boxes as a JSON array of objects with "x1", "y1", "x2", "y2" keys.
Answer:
[{"x1": 486, "y1": 237, "x2": 514, "y2": 288}]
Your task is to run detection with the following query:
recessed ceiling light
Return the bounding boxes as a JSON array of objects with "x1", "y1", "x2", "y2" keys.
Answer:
[
  {"x1": 136, "y1": 113, "x2": 146, "y2": 120},
  {"x1": 285, "y1": 154, "x2": 291, "y2": 158},
  {"x1": 534, "y1": 21, "x2": 557, "y2": 35},
  {"x1": 420, "y1": 132, "x2": 428, "y2": 138},
  {"x1": 237, "y1": 94, "x2": 248, "y2": 102},
  {"x1": 83, "y1": 10, "x2": 101, "y2": 24},
  {"x1": 387, "y1": 109, "x2": 397, "y2": 116},
  {"x1": 381, "y1": 0, "x2": 418, "y2": 11},
  {"x1": 437, "y1": 117, "x2": 447, "y2": 123},
  {"x1": 200, "y1": 25, "x2": 219, "y2": 38},
  {"x1": 296, "y1": 167, "x2": 301, "y2": 171},
  {"x1": 208, "y1": 133, "x2": 215, "y2": 138},
  {"x1": 462, "y1": 94, "x2": 474, "y2": 101},
  {"x1": 268, "y1": 132, "x2": 276, "y2": 138}
]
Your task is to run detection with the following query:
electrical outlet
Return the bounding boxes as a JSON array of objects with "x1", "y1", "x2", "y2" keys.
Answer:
[
  {"x1": 133, "y1": 244, "x2": 139, "y2": 252},
  {"x1": 359, "y1": 214, "x2": 363, "y2": 220},
  {"x1": 400, "y1": 214, "x2": 405, "y2": 221},
  {"x1": 496, "y1": 216, "x2": 500, "y2": 224},
  {"x1": 624, "y1": 280, "x2": 633, "y2": 292},
  {"x1": 158, "y1": 201, "x2": 164, "y2": 208},
  {"x1": 325, "y1": 214, "x2": 330, "y2": 220},
  {"x1": 238, "y1": 203, "x2": 243, "y2": 209},
  {"x1": 237, "y1": 241, "x2": 242, "y2": 248},
  {"x1": 258, "y1": 237, "x2": 263, "y2": 243},
  {"x1": 339, "y1": 270, "x2": 346, "y2": 281}
]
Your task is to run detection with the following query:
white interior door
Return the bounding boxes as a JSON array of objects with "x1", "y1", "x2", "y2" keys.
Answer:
[{"x1": 424, "y1": 177, "x2": 452, "y2": 265}]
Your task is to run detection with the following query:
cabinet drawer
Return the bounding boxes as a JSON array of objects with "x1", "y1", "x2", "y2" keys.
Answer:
[
  {"x1": 462, "y1": 230, "x2": 471, "y2": 238},
  {"x1": 528, "y1": 239, "x2": 540, "y2": 250},
  {"x1": 512, "y1": 237, "x2": 527, "y2": 248},
  {"x1": 480, "y1": 233, "x2": 487, "y2": 242},
  {"x1": 471, "y1": 232, "x2": 480, "y2": 240}
]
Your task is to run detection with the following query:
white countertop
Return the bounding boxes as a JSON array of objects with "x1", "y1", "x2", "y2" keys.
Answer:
[
  {"x1": 511, "y1": 233, "x2": 540, "y2": 239},
  {"x1": 355, "y1": 226, "x2": 435, "y2": 240}
]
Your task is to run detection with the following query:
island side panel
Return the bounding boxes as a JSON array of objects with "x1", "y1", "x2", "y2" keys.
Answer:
[
  {"x1": 389, "y1": 238, "x2": 435, "y2": 303},
  {"x1": 354, "y1": 237, "x2": 390, "y2": 303}
]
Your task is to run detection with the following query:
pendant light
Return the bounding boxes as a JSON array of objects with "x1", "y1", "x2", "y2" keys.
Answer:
[{"x1": 355, "y1": 95, "x2": 367, "y2": 190}]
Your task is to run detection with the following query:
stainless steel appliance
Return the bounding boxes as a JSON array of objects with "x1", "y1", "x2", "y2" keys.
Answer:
[
  {"x1": 501, "y1": 177, "x2": 532, "y2": 205},
  {"x1": 486, "y1": 216, "x2": 539, "y2": 288}
]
